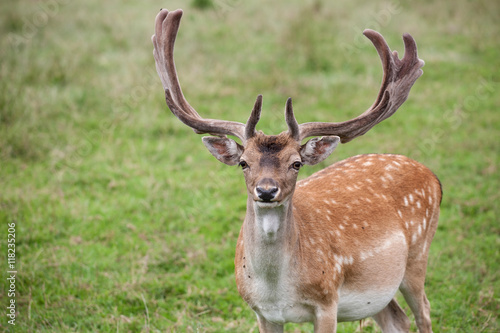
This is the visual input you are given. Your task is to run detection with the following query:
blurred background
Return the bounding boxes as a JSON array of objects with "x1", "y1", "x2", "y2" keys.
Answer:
[{"x1": 0, "y1": 0, "x2": 498, "y2": 331}]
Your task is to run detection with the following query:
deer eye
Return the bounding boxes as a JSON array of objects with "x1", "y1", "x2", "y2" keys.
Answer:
[
  {"x1": 238, "y1": 161, "x2": 249, "y2": 169},
  {"x1": 291, "y1": 161, "x2": 303, "y2": 170}
]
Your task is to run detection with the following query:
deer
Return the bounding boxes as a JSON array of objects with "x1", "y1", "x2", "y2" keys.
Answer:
[{"x1": 152, "y1": 8, "x2": 441, "y2": 333}]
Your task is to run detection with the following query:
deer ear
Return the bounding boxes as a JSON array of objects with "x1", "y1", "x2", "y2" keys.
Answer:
[
  {"x1": 202, "y1": 137, "x2": 244, "y2": 166},
  {"x1": 300, "y1": 136, "x2": 340, "y2": 165}
]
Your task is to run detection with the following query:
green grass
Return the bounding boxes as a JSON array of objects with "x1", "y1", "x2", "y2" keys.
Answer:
[{"x1": 1, "y1": 0, "x2": 499, "y2": 331}]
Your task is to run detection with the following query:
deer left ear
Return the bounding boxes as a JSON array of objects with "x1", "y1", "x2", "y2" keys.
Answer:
[
  {"x1": 202, "y1": 137, "x2": 244, "y2": 166},
  {"x1": 300, "y1": 136, "x2": 340, "y2": 165}
]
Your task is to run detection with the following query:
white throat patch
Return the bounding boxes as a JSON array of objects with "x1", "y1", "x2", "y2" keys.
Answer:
[{"x1": 254, "y1": 202, "x2": 288, "y2": 242}]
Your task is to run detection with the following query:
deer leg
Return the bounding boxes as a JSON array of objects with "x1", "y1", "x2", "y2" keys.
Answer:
[
  {"x1": 372, "y1": 298, "x2": 411, "y2": 333},
  {"x1": 400, "y1": 252, "x2": 433, "y2": 332},
  {"x1": 399, "y1": 210, "x2": 438, "y2": 333},
  {"x1": 256, "y1": 314, "x2": 283, "y2": 333},
  {"x1": 400, "y1": 275, "x2": 432, "y2": 333},
  {"x1": 314, "y1": 304, "x2": 337, "y2": 333}
]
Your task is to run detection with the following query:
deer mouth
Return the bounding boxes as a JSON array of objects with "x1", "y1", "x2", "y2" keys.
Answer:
[{"x1": 254, "y1": 200, "x2": 281, "y2": 208}]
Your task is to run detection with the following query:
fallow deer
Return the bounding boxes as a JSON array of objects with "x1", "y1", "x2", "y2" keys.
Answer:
[{"x1": 152, "y1": 9, "x2": 441, "y2": 333}]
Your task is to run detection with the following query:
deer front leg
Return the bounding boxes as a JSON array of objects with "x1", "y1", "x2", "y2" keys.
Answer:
[
  {"x1": 256, "y1": 313, "x2": 283, "y2": 333},
  {"x1": 314, "y1": 303, "x2": 338, "y2": 333}
]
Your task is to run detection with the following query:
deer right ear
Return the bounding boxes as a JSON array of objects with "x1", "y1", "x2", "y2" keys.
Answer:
[
  {"x1": 202, "y1": 137, "x2": 244, "y2": 166},
  {"x1": 300, "y1": 136, "x2": 340, "y2": 165}
]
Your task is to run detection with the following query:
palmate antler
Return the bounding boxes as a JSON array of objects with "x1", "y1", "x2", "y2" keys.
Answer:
[{"x1": 152, "y1": 9, "x2": 424, "y2": 144}]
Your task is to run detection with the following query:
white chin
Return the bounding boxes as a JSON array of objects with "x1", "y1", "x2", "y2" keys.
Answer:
[{"x1": 255, "y1": 201, "x2": 280, "y2": 208}]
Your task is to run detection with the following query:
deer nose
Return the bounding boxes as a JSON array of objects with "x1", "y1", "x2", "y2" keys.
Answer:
[{"x1": 256, "y1": 186, "x2": 279, "y2": 202}]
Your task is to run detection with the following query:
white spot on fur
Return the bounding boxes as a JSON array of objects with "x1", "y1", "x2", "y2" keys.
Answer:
[
  {"x1": 416, "y1": 201, "x2": 421, "y2": 209},
  {"x1": 404, "y1": 196, "x2": 409, "y2": 206},
  {"x1": 385, "y1": 164, "x2": 396, "y2": 171},
  {"x1": 422, "y1": 239, "x2": 428, "y2": 254},
  {"x1": 409, "y1": 194, "x2": 414, "y2": 203},
  {"x1": 397, "y1": 210, "x2": 403, "y2": 218}
]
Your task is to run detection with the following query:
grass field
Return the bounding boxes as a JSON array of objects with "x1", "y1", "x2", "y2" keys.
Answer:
[{"x1": 1, "y1": 0, "x2": 499, "y2": 331}]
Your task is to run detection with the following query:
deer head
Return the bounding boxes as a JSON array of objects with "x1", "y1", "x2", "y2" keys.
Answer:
[{"x1": 203, "y1": 97, "x2": 341, "y2": 207}]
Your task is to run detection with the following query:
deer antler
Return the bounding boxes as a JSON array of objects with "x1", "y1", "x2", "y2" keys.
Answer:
[
  {"x1": 152, "y1": 9, "x2": 261, "y2": 142},
  {"x1": 297, "y1": 29, "x2": 425, "y2": 143},
  {"x1": 153, "y1": 10, "x2": 424, "y2": 145}
]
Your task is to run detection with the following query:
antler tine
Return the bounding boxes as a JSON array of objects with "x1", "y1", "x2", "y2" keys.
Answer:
[
  {"x1": 285, "y1": 98, "x2": 300, "y2": 141},
  {"x1": 298, "y1": 30, "x2": 424, "y2": 143},
  {"x1": 152, "y1": 9, "x2": 247, "y2": 141},
  {"x1": 245, "y1": 95, "x2": 263, "y2": 140}
]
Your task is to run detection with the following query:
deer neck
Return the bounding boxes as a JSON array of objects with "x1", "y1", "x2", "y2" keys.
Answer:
[{"x1": 243, "y1": 197, "x2": 298, "y2": 279}]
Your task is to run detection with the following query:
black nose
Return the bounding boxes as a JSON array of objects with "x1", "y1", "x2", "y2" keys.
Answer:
[{"x1": 256, "y1": 186, "x2": 279, "y2": 202}]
